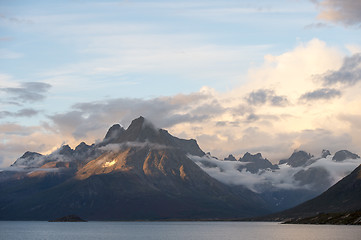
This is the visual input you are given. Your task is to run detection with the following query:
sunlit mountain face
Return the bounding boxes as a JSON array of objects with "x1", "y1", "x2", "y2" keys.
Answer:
[{"x1": 1, "y1": 117, "x2": 360, "y2": 220}]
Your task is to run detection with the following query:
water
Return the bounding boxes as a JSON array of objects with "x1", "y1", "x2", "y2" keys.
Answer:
[{"x1": 1, "y1": 221, "x2": 360, "y2": 240}]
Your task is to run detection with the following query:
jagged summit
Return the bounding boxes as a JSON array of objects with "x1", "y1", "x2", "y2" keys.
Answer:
[
  {"x1": 104, "y1": 124, "x2": 125, "y2": 140},
  {"x1": 101, "y1": 117, "x2": 204, "y2": 156},
  {"x1": 238, "y1": 152, "x2": 278, "y2": 173},
  {"x1": 102, "y1": 116, "x2": 158, "y2": 143},
  {"x1": 58, "y1": 145, "x2": 74, "y2": 156},
  {"x1": 240, "y1": 152, "x2": 263, "y2": 162},
  {"x1": 224, "y1": 154, "x2": 237, "y2": 161}
]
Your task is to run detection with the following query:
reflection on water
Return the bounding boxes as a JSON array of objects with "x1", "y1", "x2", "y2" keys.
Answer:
[{"x1": 0, "y1": 221, "x2": 360, "y2": 240}]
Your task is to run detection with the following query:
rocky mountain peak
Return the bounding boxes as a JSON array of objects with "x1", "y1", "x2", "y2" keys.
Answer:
[
  {"x1": 279, "y1": 150, "x2": 312, "y2": 167},
  {"x1": 224, "y1": 154, "x2": 237, "y2": 161},
  {"x1": 20, "y1": 151, "x2": 42, "y2": 159},
  {"x1": 102, "y1": 116, "x2": 161, "y2": 144},
  {"x1": 75, "y1": 142, "x2": 90, "y2": 152},
  {"x1": 58, "y1": 145, "x2": 74, "y2": 156},
  {"x1": 104, "y1": 124, "x2": 125, "y2": 140},
  {"x1": 237, "y1": 152, "x2": 278, "y2": 173},
  {"x1": 333, "y1": 150, "x2": 360, "y2": 161},
  {"x1": 240, "y1": 152, "x2": 263, "y2": 162},
  {"x1": 11, "y1": 151, "x2": 43, "y2": 167},
  {"x1": 126, "y1": 116, "x2": 159, "y2": 141}
]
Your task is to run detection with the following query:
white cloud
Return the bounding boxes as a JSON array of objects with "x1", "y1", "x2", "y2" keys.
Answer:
[{"x1": 188, "y1": 154, "x2": 361, "y2": 192}]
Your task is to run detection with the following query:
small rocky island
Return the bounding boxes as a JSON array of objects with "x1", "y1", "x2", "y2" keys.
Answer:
[
  {"x1": 49, "y1": 215, "x2": 87, "y2": 222},
  {"x1": 283, "y1": 210, "x2": 361, "y2": 225}
]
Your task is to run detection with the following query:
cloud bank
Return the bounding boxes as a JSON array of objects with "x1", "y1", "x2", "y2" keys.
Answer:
[{"x1": 188, "y1": 153, "x2": 361, "y2": 192}]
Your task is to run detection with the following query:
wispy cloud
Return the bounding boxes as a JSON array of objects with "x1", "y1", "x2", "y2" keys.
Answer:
[
  {"x1": 299, "y1": 88, "x2": 342, "y2": 101},
  {"x1": 0, "y1": 82, "x2": 51, "y2": 103},
  {"x1": 0, "y1": 108, "x2": 39, "y2": 119}
]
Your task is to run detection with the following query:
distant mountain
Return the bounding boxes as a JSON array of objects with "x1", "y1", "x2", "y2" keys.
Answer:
[
  {"x1": 0, "y1": 116, "x2": 270, "y2": 221},
  {"x1": 332, "y1": 150, "x2": 360, "y2": 161},
  {"x1": 192, "y1": 149, "x2": 361, "y2": 211},
  {"x1": 260, "y1": 164, "x2": 361, "y2": 221},
  {"x1": 278, "y1": 150, "x2": 313, "y2": 167},
  {"x1": 238, "y1": 152, "x2": 279, "y2": 174}
]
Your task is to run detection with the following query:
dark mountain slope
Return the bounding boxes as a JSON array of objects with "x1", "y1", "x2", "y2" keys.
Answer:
[{"x1": 260, "y1": 164, "x2": 361, "y2": 221}]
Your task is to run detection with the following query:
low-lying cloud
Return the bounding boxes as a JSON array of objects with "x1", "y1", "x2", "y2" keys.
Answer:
[{"x1": 188, "y1": 153, "x2": 361, "y2": 192}]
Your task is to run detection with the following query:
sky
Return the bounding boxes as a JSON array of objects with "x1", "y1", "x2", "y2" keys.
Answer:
[{"x1": 1, "y1": 0, "x2": 361, "y2": 167}]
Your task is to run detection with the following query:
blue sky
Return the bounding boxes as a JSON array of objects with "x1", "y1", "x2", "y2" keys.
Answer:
[{"x1": 1, "y1": 0, "x2": 361, "y2": 167}]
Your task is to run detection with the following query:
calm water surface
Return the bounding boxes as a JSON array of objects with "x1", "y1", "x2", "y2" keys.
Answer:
[{"x1": 1, "y1": 221, "x2": 360, "y2": 240}]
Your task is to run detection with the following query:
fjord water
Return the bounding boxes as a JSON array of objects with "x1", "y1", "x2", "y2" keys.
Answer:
[{"x1": 1, "y1": 222, "x2": 360, "y2": 240}]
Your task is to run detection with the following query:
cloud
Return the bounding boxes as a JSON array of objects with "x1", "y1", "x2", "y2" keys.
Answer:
[
  {"x1": 1, "y1": 82, "x2": 51, "y2": 103},
  {"x1": 320, "y1": 53, "x2": 361, "y2": 86},
  {"x1": 47, "y1": 88, "x2": 221, "y2": 140},
  {"x1": 299, "y1": 88, "x2": 342, "y2": 101},
  {"x1": 304, "y1": 22, "x2": 330, "y2": 29},
  {"x1": 312, "y1": 0, "x2": 361, "y2": 26},
  {"x1": 0, "y1": 108, "x2": 39, "y2": 119},
  {"x1": 0, "y1": 14, "x2": 33, "y2": 24},
  {"x1": 246, "y1": 89, "x2": 269, "y2": 105},
  {"x1": 188, "y1": 153, "x2": 361, "y2": 192},
  {"x1": 1, "y1": 39, "x2": 361, "y2": 169},
  {"x1": 245, "y1": 89, "x2": 288, "y2": 107}
]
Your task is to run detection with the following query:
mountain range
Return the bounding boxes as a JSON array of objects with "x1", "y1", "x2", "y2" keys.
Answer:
[
  {"x1": 190, "y1": 148, "x2": 360, "y2": 211},
  {"x1": 0, "y1": 117, "x2": 268, "y2": 220},
  {"x1": 0, "y1": 116, "x2": 360, "y2": 220}
]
